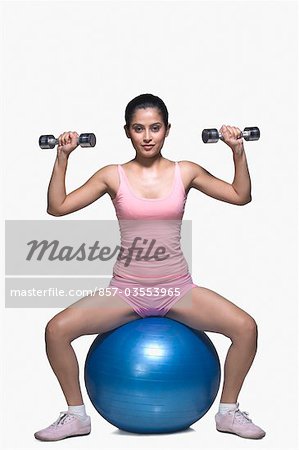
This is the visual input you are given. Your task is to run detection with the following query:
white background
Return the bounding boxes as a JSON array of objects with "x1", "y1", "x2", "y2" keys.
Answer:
[{"x1": 1, "y1": 1, "x2": 298, "y2": 449}]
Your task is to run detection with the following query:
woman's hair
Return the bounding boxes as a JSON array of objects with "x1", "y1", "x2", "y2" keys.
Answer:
[{"x1": 125, "y1": 93, "x2": 169, "y2": 128}]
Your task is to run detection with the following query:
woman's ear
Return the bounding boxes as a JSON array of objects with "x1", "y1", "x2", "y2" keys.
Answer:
[
  {"x1": 165, "y1": 123, "x2": 171, "y2": 137},
  {"x1": 124, "y1": 125, "x2": 131, "y2": 139}
]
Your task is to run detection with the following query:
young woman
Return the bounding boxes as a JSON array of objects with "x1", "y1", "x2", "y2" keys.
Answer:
[{"x1": 34, "y1": 93, "x2": 266, "y2": 441}]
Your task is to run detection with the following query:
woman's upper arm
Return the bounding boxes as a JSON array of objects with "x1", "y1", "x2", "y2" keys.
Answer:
[
  {"x1": 48, "y1": 165, "x2": 115, "y2": 216},
  {"x1": 184, "y1": 161, "x2": 245, "y2": 205}
]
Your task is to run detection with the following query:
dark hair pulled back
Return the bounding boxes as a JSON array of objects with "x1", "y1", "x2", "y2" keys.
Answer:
[{"x1": 125, "y1": 93, "x2": 169, "y2": 128}]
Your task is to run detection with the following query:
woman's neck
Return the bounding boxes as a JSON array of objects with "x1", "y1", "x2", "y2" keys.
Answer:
[{"x1": 131, "y1": 153, "x2": 168, "y2": 169}]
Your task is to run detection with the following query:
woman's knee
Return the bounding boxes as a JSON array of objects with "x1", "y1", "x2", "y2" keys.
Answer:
[
  {"x1": 45, "y1": 313, "x2": 72, "y2": 343},
  {"x1": 230, "y1": 314, "x2": 258, "y2": 342}
]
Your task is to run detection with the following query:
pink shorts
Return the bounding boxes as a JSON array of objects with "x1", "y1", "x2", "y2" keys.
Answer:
[{"x1": 108, "y1": 272, "x2": 198, "y2": 318}]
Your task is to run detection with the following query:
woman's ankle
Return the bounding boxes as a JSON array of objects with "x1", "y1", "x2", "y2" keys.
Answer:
[{"x1": 67, "y1": 404, "x2": 87, "y2": 418}]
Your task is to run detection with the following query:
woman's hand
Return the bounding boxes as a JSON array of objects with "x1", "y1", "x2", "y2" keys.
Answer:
[
  {"x1": 219, "y1": 125, "x2": 244, "y2": 155},
  {"x1": 57, "y1": 131, "x2": 80, "y2": 157}
]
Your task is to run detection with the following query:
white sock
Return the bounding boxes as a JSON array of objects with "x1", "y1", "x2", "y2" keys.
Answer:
[
  {"x1": 218, "y1": 402, "x2": 238, "y2": 415},
  {"x1": 67, "y1": 404, "x2": 87, "y2": 419}
]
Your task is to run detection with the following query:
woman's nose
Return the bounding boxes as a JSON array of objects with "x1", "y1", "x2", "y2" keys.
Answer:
[{"x1": 143, "y1": 129, "x2": 152, "y2": 142}]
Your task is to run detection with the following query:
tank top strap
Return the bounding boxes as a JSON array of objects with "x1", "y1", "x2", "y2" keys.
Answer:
[
  {"x1": 115, "y1": 164, "x2": 127, "y2": 193},
  {"x1": 117, "y1": 164, "x2": 125, "y2": 181},
  {"x1": 174, "y1": 161, "x2": 187, "y2": 197}
]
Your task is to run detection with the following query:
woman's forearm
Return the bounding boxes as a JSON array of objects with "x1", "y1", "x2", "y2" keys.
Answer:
[
  {"x1": 47, "y1": 153, "x2": 69, "y2": 214},
  {"x1": 231, "y1": 149, "x2": 252, "y2": 202}
]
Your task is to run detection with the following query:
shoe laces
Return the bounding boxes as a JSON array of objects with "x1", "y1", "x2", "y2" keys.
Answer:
[
  {"x1": 232, "y1": 407, "x2": 253, "y2": 424},
  {"x1": 51, "y1": 411, "x2": 76, "y2": 428}
]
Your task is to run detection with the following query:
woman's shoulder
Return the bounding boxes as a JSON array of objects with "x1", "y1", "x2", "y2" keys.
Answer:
[
  {"x1": 100, "y1": 164, "x2": 119, "y2": 181},
  {"x1": 90, "y1": 164, "x2": 119, "y2": 190},
  {"x1": 177, "y1": 160, "x2": 204, "y2": 176},
  {"x1": 92, "y1": 164, "x2": 119, "y2": 197}
]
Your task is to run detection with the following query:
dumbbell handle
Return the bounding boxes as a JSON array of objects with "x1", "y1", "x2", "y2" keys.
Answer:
[
  {"x1": 219, "y1": 129, "x2": 250, "y2": 139},
  {"x1": 39, "y1": 133, "x2": 96, "y2": 149},
  {"x1": 202, "y1": 127, "x2": 260, "y2": 143}
]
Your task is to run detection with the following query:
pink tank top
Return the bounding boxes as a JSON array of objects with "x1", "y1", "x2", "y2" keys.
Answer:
[{"x1": 111, "y1": 162, "x2": 190, "y2": 281}]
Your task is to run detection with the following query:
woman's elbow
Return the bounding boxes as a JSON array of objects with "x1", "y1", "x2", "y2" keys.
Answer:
[
  {"x1": 47, "y1": 207, "x2": 63, "y2": 216},
  {"x1": 236, "y1": 195, "x2": 252, "y2": 206}
]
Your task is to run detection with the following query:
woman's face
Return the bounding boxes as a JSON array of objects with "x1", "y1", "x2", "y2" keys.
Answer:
[{"x1": 125, "y1": 107, "x2": 170, "y2": 157}]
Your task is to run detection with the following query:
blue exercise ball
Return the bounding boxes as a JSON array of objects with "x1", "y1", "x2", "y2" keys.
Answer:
[{"x1": 84, "y1": 317, "x2": 221, "y2": 434}]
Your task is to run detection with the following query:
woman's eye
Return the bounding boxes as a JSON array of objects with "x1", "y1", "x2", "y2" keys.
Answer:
[{"x1": 133, "y1": 125, "x2": 160, "y2": 132}]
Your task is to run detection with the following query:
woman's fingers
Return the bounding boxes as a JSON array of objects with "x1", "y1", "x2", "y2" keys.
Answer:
[
  {"x1": 220, "y1": 125, "x2": 242, "y2": 141},
  {"x1": 57, "y1": 131, "x2": 79, "y2": 154}
]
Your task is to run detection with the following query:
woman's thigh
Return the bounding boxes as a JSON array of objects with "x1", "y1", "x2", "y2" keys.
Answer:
[
  {"x1": 165, "y1": 286, "x2": 256, "y2": 339},
  {"x1": 47, "y1": 291, "x2": 141, "y2": 341}
]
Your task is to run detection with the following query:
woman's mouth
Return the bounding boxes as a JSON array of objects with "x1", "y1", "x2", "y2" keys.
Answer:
[{"x1": 142, "y1": 145, "x2": 155, "y2": 150}]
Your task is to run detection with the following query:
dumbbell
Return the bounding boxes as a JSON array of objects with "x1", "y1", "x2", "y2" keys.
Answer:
[
  {"x1": 202, "y1": 127, "x2": 260, "y2": 144},
  {"x1": 39, "y1": 133, "x2": 96, "y2": 149}
]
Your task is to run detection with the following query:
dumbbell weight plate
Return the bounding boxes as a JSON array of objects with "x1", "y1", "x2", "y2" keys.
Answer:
[
  {"x1": 243, "y1": 127, "x2": 260, "y2": 141},
  {"x1": 202, "y1": 128, "x2": 219, "y2": 144},
  {"x1": 39, "y1": 135, "x2": 56, "y2": 149},
  {"x1": 79, "y1": 133, "x2": 96, "y2": 147}
]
